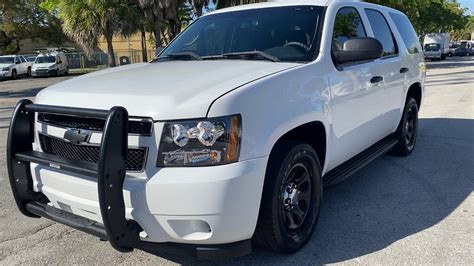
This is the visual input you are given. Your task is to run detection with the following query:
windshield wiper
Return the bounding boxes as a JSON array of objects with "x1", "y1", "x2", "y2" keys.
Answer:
[
  {"x1": 156, "y1": 51, "x2": 203, "y2": 61},
  {"x1": 203, "y1": 51, "x2": 280, "y2": 62}
]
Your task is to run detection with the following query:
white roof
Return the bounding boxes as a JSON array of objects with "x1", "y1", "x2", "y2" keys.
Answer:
[{"x1": 208, "y1": 0, "x2": 360, "y2": 15}]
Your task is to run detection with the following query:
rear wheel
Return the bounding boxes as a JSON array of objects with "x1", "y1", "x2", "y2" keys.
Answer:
[
  {"x1": 254, "y1": 141, "x2": 322, "y2": 254},
  {"x1": 391, "y1": 98, "x2": 419, "y2": 156}
]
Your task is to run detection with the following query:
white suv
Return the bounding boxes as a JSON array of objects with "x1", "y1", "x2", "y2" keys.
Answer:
[
  {"x1": 0, "y1": 55, "x2": 33, "y2": 79},
  {"x1": 7, "y1": 0, "x2": 425, "y2": 260}
]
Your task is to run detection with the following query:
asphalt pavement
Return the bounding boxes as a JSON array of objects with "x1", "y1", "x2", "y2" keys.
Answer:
[{"x1": 0, "y1": 57, "x2": 473, "y2": 265}]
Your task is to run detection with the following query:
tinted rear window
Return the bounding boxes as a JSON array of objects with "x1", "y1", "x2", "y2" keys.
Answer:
[
  {"x1": 389, "y1": 12, "x2": 420, "y2": 54},
  {"x1": 365, "y1": 9, "x2": 397, "y2": 56}
]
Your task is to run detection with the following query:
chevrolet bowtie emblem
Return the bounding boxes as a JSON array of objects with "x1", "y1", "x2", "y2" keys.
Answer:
[{"x1": 63, "y1": 129, "x2": 92, "y2": 145}]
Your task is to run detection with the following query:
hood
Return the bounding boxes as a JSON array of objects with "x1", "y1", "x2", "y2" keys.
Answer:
[
  {"x1": 33, "y1": 63, "x2": 55, "y2": 69},
  {"x1": 0, "y1": 63, "x2": 13, "y2": 69},
  {"x1": 36, "y1": 60, "x2": 299, "y2": 120}
]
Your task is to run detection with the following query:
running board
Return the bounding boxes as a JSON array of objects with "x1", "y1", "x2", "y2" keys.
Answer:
[{"x1": 323, "y1": 135, "x2": 398, "y2": 187}]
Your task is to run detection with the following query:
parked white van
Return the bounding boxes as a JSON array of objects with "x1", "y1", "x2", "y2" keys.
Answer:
[{"x1": 31, "y1": 51, "x2": 69, "y2": 77}]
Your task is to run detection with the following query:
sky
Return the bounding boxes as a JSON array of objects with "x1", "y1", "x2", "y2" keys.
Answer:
[{"x1": 459, "y1": 0, "x2": 474, "y2": 14}]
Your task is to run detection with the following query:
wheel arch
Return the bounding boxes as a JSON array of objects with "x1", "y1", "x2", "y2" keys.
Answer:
[
  {"x1": 406, "y1": 82, "x2": 422, "y2": 110},
  {"x1": 269, "y1": 121, "x2": 327, "y2": 172}
]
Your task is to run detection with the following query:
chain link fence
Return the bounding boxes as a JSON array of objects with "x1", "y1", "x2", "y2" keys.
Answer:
[{"x1": 66, "y1": 49, "x2": 156, "y2": 70}]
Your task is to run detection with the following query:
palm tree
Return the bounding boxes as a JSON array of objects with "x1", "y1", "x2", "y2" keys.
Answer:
[
  {"x1": 217, "y1": 0, "x2": 266, "y2": 9},
  {"x1": 43, "y1": 0, "x2": 131, "y2": 67},
  {"x1": 193, "y1": 0, "x2": 216, "y2": 17},
  {"x1": 138, "y1": 0, "x2": 190, "y2": 51},
  {"x1": 138, "y1": 0, "x2": 162, "y2": 53}
]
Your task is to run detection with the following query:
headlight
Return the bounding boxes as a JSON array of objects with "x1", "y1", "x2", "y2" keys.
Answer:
[
  {"x1": 157, "y1": 115, "x2": 241, "y2": 167},
  {"x1": 1, "y1": 67, "x2": 9, "y2": 71}
]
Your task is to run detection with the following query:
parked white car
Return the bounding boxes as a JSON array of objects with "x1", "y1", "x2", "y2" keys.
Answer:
[
  {"x1": 0, "y1": 55, "x2": 33, "y2": 79},
  {"x1": 7, "y1": 0, "x2": 425, "y2": 259},
  {"x1": 31, "y1": 51, "x2": 69, "y2": 77}
]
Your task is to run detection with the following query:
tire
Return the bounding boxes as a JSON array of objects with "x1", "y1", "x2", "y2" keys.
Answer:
[
  {"x1": 391, "y1": 98, "x2": 419, "y2": 156},
  {"x1": 53, "y1": 69, "x2": 59, "y2": 77},
  {"x1": 27, "y1": 67, "x2": 31, "y2": 77},
  {"x1": 11, "y1": 69, "x2": 17, "y2": 80},
  {"x1": 254, "y1": 141, "x2": 322, "y2": 254},
  {"x1": 65, "y1": 67, "x2": 69, "y2": 75},
  {"x1": 441, "y1": 54, "x2": 446, "y2": 60}
]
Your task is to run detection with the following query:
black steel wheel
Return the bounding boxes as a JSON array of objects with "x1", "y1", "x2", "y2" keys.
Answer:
[
  {"x1": 391, "y1": 97, "x2": 419, "y2": 156},
  {"x1": 254, "y1": 141, "x2": 322, "y2": 254}
]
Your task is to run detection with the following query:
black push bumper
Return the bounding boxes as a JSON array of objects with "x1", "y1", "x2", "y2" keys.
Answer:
[{"x1": 6, "y1": 99, "x2": 251, "y2": 260}]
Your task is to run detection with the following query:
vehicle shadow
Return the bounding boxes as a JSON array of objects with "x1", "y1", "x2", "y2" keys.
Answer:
[
  {"x1": 0, "y1": 87, "x2": 44, "y2": 98},
  {"x1": 156, "y1": 117, "x2": 473, "y2": 264},
  {"x1": 427, "y1": 56, "x2": 474, "y2": 69}
]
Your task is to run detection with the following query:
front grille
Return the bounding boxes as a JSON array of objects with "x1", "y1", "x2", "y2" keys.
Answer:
[
  {"x1": 39, "y1": 134, "x2": 147, "y2": 172},
  {"x1": 38, "y1": 113, "x2": 153, "y2": 136}
]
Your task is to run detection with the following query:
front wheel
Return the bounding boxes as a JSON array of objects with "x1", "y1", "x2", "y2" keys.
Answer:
[
  {"x1": 11, "y1": 69, "x2": 17, "y2": 80},
  {"x1": 391, "y1": 98, "x2": 419, "y2": 156},
  {"x1": 27, "y1": 67, "x2": 31, "y2": 77},
  {"x1": 254, "y1": 141, "x2": 322, "y2": 254}
]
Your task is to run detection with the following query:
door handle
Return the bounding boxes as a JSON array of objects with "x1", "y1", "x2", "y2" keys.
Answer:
[
  {"x1": 400, "y1": 67, "x2": 409, "y2": 73},
  {"x1": 370, "y1": 76, "x2": 383, "y2": 84}
]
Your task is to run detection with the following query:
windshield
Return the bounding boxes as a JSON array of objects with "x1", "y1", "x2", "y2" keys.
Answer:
[
  {"x1": 26, "y1": 56, "x2": 37, "y2": 62},
  {"x1": 0, "y1": 57, "x2": 14, "y2": 64},
  {"x1": 35, "y1": 56, "x2": 56, "y2": 64},
  {"x1": 159, "y1": 6, "x2": 324, "y2": 62},
  {"x1": 424, "y1": 43, "x2": 440, "y2": 51}
]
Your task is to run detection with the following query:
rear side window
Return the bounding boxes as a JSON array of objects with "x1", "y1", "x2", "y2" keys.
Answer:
[
  {"x1": 332, "y1": 7, "x2": 366, "y2": 51},
  {"x1": 389, "y1": 12, "x2": 420, "y2": 54},
  {"x1": 365, "y1": 9, "x2": 397, "y2": 57}
]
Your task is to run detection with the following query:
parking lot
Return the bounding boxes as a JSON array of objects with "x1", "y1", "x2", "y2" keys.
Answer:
[{"x1": 0, "y1": 57, "x2": 473, "y2": 264}]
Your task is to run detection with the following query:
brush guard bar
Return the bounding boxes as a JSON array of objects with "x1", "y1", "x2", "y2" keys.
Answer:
[
  {"x1": 6, "y1": 99, "x2": 251, "y2": 259},
  {"x1": 6, "y1": 99, "x2": 141, "y2": 252}
]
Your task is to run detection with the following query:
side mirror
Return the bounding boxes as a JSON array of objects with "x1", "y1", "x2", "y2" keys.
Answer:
[
  {"x1": 333, "y1": 37, "x2": 383, "y2": 65},
  {"x1": 57, "y1": 60, "x2": 62, "y2": 64}
]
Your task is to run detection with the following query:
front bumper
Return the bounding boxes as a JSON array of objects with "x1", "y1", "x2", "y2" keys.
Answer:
[
  {"x1": 32, "y1": 69, "x2": 55, "y2": 77},
  {"x1": 7, "y1": 100, "x2": 267, "y2": 259},
  {"x1": 424, "y1": 53, "x2": 441, "y2": 59},
  {"x1": 0, "y1": 70, "x2": 10, "y2": 78}
]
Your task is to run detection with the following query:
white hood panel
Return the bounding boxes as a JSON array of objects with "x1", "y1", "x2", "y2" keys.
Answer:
[{"x1": 35, "y1": 61, "x2": 298, "y2": 120}]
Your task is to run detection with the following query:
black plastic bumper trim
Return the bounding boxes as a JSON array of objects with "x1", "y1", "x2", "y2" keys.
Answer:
[
  {"x1": 26, "y1": 201, "x2": 107, "y2": 239},
  {"x1": 26, "y1": 201, "x2": 251, "y2": 260}
]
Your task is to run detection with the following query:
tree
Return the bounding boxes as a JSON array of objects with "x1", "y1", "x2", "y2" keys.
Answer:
[
  {"x1": 193, "y1": 0, "x2": 216, "y2": 17},
  {"x1": 42, "y1": 0, "x2": 134, "y2": 67},
  {"x1": 367, "y1": 0, "x2": 468, "y2": 37},
  {"x1": 138, "y1": 0, "x2": 194, "y2": 50},
  {"x1": 216, "y1": 0, "x2": 265, "y2": 9},
  {"x1": 0, "y1": 0, "x2": 67, "y2": 54}
]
